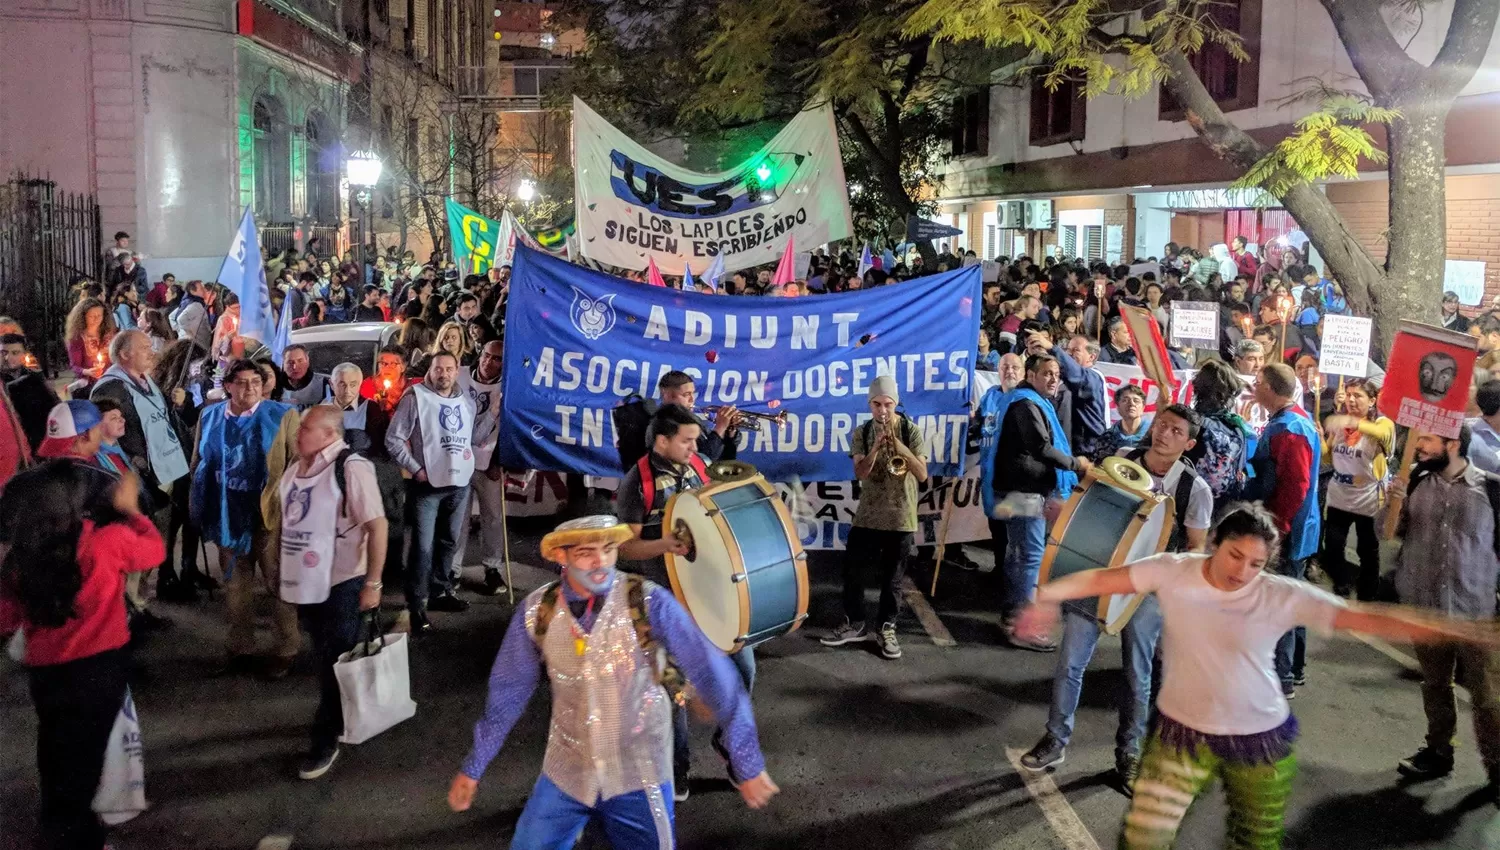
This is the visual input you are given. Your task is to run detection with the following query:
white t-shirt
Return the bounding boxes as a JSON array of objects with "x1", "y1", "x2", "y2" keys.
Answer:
[
  {"x1": 1118, "y1": 451, "x2": 1213, "y2": 534},
  {"x1": 1128, "y1": 552, "x2": 1346, "y2": 735}
]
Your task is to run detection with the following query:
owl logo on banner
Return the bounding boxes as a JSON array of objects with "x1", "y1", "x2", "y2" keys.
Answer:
[
  {"x1": 439, "y1": 403, "x2": 465, "y2": 434},
  {"x1": 284, "y1": 482, "x2": 312, "y2": 526},
  {"x1": 569, "y1": 287, "x2": 617, "y2": 341}
]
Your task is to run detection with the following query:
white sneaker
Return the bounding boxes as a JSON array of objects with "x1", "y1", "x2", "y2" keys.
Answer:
[{"x1": 877, "y1": 621, "x2": 902, "y2": 659}]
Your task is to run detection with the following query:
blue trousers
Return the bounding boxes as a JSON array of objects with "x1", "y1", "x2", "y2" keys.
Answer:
[
  {"x1": 297, "y1": 576, "x2": 365, "y2": 753},
  {"x1": 512, "y1": 774, "x2": 675, "y2": 850},
  {"x1": 1002, "y1": 514, "x2": 1047, "y2": 615},
  {"x1": 404, "y1": 480, "x2": 468, "y2": 612},
  {"x1": 673, "y1": 647, "x2": 755, "y2": 780},
  {"x1": 1275, "y1": 555, "x2": 1307, "y2": 684},
  {"x1": 1045, "y1": 596, "x2": 1162, "y2": 759}
]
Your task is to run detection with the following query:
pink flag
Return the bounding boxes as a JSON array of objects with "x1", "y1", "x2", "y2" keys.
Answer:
[
  {"x1": 646, "y1": 257, "x2": 667, "y2": 287},
  {"x1": 771, "y1": 237, "x2": 797, "y2": 287}
]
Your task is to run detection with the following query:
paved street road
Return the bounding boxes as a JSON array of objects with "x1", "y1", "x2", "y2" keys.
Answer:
[{"x1": 5, "y1": 519, "x2": 1500, "y2": 850}]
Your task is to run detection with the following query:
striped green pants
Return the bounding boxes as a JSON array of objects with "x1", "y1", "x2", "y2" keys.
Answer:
[{"x1": 1120, "y1": 728, "x2": 1298, "y2": 850}]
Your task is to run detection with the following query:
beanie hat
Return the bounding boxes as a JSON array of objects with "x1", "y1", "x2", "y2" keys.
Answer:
[
  {"x1": 869, "y1": 375, "x2": 900, "y2": 405},
  {"x1": 38, "y1": 400, "x2": 102, "y2": 458}
]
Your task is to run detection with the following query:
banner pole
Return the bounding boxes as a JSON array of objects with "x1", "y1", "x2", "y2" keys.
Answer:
[
  {"x1": 1383, "y1": 429, "x2": 1421, "y2": 540},
  {"x1": 930, "y1": 479, "x2": 957, "y2": 597}
]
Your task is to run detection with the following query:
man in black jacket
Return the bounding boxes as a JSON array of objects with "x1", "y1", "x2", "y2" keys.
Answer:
[
  {"x1": 0, "y1": 334, "x2": 57, "y2": 453},
  {"x1": 992, "y1": 353, "x2": 1092, "y2": 651}
]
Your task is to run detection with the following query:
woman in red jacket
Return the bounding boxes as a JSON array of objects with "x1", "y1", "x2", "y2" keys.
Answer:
[{"x1": 0, "y1": 462, "x2": 165, "y2": 850}]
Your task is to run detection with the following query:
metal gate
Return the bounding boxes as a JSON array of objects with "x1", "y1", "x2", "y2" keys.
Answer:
[{"x1": 0, "y1": 175, "x2": 101, "y2": 375}]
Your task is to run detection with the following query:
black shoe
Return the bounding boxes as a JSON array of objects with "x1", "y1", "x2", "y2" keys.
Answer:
[
  {"x1": 155, "y1": 580, "x2": 198, "y2": 604},
  {"x1": 212, "y1": 654, "x2": 257, "y2": 677},
  {"x1": 1398, "y1": 746, "x2": 1455, "y2": 780},
  {"x1": 1019, "y1": 734, "x2": 1066, "y2": 772},
  {"x1": 428, "y1": 592, "x2": 470, "y2": 613},
  {"x1": 131, "y1": 609, "x2": 173, "y2": 632},
  {"x1": 410, "y1": 609, "x2": 434, "y2": 634},
  {"x1": 297, "y1": 746, "x2": 340, "y2": 780},
  {"x1": 1117, "y1": 755, "x2": 1141, "y2": 797},
  {"x1": 481, "y1": 569, "x2": 508, "y2": 597},
  {"x1": 1292, "y1": 673, "x2": 1307, "y2": 687},
  {"x1": 1281, "y1": 681, "x2": 1296, "y2": 700}
]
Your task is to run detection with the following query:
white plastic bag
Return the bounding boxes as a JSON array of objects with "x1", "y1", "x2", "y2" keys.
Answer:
[
  {"x1": 334, "y1": 618, "x2": 417, "y2": 744},
  {"x1": 93, "y1": 687, "x2": 148, "y2": 825}
]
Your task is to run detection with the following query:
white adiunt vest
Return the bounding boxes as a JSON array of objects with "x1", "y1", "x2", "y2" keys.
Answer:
[
  {"x1": 459, "y1": 368, "x2": 502, "y2": 469},
  {"x1": 278, "y1": 459, "x2": 339, "y2": 604},
  {"x1": 414, "y1": 383, "x2": 475, "y2": 487}
]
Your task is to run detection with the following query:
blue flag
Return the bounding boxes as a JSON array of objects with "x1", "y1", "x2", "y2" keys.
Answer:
[
  {"x1": 881, "y1": 247, "x2": 898, "y2": 272},
  {"x1": 682, "y1": 262, "x2": 695, "y2": 290},
  {"x1": 702, "y1": 252, "x2": 726, "y2": 291},
  {"x1": 216, "y1": 208, "x2": 274, "y2": 344},
  {"x1": 497, "y1": 245, "x2": 982, "y2": 481},
  {"x1": 857, "y1": 244, "x2": 873, "y2": 277},
  {"x1": 269, "y1": 292, "x2": 293, "y2": 366}
]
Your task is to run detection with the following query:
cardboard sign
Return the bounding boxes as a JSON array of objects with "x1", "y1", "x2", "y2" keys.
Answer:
[
  {"x1": 793, "y1": 251, "x2": 814, "y2": 281},
  {"x1": 1318, "y1": 314, "x2": 1374, "y2": 377},
  {"x1": 1444, "y1": 259, "x2": 1487, "y2": 307},
  {"x1": 1382, "y1": 321, "x2": 1476, "y2": 439},
  {"x1": 1169, "y1": 301, "x2": 1220, "y2": 349},
  {"x1": 1120, "y1": 304, "x2": 1179, "y2": 395},
  {"x1": 981, "y1": 261, "x2": 1002, "y2": 283}
]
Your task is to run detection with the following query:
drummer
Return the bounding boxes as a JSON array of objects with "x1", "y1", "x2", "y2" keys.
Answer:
[
  {"x1": 616, "y1": 403, "x2": 754, "y2": 802},
  {"x1": 1017, "y1": 403, "x2": 1213, "y2": 793}
]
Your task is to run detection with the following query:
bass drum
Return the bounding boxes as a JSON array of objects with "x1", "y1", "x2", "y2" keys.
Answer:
[
  {"x1": 664, "y1": 473, "x2": 808, "y2": 653},
  {"x1": 1040, "y1": 460, "x2": 1175, "y2": 635}
]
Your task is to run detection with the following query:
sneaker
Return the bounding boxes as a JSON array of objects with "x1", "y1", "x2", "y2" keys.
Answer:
[
  {"x1": 1019, "y1": 735, "x2": 1066, "y2": 772},
  {"x1": 877, "y1": 621, "x2": 902, "y2": 659},
  {"x1": 1292, "y1": 673, "x2": 1307, "y2": 687},
  {"x1": 428, "y1": 592, "x2": 470, "y2": 613},
  {"x1": 409, "y1": 609, "x2": 434, "y2": 635},
  {"x1": 1117, "y1": 755, "x2": 1141, "y2": 797},
  {"x1": 1398, "y1": 746, "x2": 1455, "y2": 780},
  {"x1": 673, "y1": 781, "x2": 690, "y2": 803},
  {"x1": 481, "y1": 569, "x2": 508, "y2": 597},
  {"x1": 297, "y1": 746, "x2": 340, "y2": 780},
  {"x1": 820, "y1": 619, "x2": 870, "y2": 647},
  {"x1": 1008, "y1": 631, "x2": 1057, "y2": 653},
  {"x1": 1281, "y1": 682, "x2": 1296, "y2": 700}
]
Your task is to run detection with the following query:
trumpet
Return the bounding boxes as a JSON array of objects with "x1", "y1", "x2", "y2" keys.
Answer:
[
  {"x1": 873, "y1": 416, "x2": 908, "y2": 477},
  {"x1": 694, "y1": 405, "x2": 789, "y2": 431}
]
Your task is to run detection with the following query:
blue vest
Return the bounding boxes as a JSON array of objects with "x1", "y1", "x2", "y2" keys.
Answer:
[
  {"x1": 191, "y1": 400, "x2": 292, "y2": 555},
  {"x1": 978, "y1": 385, "x2": 1078, "y2": 515},
  {"x1": 1252, "y1": 406, "x2": 1322, "y2": 560}
]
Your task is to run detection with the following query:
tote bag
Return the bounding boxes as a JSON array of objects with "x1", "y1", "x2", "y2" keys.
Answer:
[
  {"x1": 93, "y1": 687, "x2": 148, "y2": 825},
  {"x1": 335, "y1": 614, "x2": 417, "y2": 744}
]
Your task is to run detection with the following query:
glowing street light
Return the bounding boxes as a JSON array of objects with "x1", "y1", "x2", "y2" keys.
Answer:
[
  {"x1": 346, "y1": 150, "x2": 383, "y2": 188},
  {"x1": 517, "y1": 179, "x2": 537, "y2": 202}
]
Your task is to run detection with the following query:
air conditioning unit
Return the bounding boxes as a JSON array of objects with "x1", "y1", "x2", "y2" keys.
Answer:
[
  {"x1": 1024, "y1": 199, "x2": 1054, "y2": 230},
  {"x1": 997, "y1": 200, "x2": 1024, "y2": 228}
]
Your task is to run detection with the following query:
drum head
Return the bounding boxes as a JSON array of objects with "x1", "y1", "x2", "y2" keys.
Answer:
[{"x1": 664, "y1": 490, "x2": 745, "y2": 653}]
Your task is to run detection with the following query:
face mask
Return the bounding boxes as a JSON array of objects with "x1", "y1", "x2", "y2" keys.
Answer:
[{"x1": 566, "y1": 563, "x2": 615, "y2": 595}]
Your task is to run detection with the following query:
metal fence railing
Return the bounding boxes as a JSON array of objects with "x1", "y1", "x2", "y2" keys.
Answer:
[{"x1": 0, "y1": 174, "x2": 101, "y2": 376}]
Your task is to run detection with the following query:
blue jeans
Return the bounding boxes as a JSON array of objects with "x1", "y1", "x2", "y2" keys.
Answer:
[
  {"x1": 1045, "y1": 596, "x2": 1162, "y2": 759},
  {"x1": 1275, "y1": 555, "x2": 1307, "y2": 684},
  {"x1": 1002, "y1": 514, "x2": 1047, "y2": 615},
  {"x1": 673, "y1": 646, "x2": 755, "y2": 781},
  {"x1": 404, "y1": 481, "x2": 469, "y2": 611},
  {"x1": 297, "y1": 576, "x2": 365, "y2": 753},
  {"x1": 511, "y1": 774, "x2": 676, "y2": 850}
]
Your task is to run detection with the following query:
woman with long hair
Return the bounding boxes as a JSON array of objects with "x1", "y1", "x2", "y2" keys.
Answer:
[
  {"x1": 398, "y1": 317, "x2": 437, "y2": 377},
  {"x1": 434, "y1": 319, "x2": 472, "y2": 366},
  {"x1": 1320, "y1": 379, "x2": 1395, "y2": 601},
  {"x1": 0, "y1": 463, "x2": 165, "y2": 850},
  {"x1": 110, "y1": 282, "x2": 139, "y2": 331},
  {"x1": 294, "y1": 301, "x2": 326, "y2": 330},
  {"x1": 1185, "y1": 359, "x2": 1253, "y2": 504},
  {"x1": 65, "y1": 297, "x2": 118, "y2": 386},
  {"x1": 139, "y1": 307, "x2": 174, "y2": 353},
  {"x1": 1016, "y1": 503, "x2": 1498, "y2": 850}
]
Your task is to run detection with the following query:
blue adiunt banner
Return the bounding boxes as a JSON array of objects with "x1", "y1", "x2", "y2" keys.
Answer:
[{"x1": 496, "y1": 246, "x2": 982, "y2": 481}]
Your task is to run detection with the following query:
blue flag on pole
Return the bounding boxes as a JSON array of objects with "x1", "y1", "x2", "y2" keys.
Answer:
[
  {"x1": 216, "y1": 208, "x2": 274, "y2": 344},
  {"x1": 269, "y1": 292, "x2": 293, "y2": 366},
  {"x1": 682, "y1": 262, "x2": 695, "y2": 291},
  {"x1": 702, "y1": 252, "x2": 726, "y2": 291},
  {"x1": 497, "y1": 245, "x2": 982, "y2": 481},
  {"x1": 857, "y1": 244, "x2": 873, "y2": 277},
  {"x1": 881, "y1": 247, "x2": 898, "y2": 272}
]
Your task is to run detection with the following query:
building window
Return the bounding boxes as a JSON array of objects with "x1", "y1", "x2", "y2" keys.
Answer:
[
  {"x1": 951, "y1": 90, "x2": 988, "y2": 158},
  {"x1": 305, "y1": 113, "x2": 340, "y2": 224},
  {"x1": 406, "y1": 118, "x2": 420, "y2": 172},
  {"x1": 1160, "y1": 0, "x2": 1262, "y2": 118},
  {"x1": 1029, "y1": 74, "x2": 1085, "y2": 147},
  {"x1": 252, "y1": 97, "x2": 291, "y2": 221}
]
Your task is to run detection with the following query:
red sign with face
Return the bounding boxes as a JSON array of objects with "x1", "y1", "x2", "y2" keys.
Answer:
[{"x1": 1381, "y1": 321, "x2": 1477, "y2": 439}]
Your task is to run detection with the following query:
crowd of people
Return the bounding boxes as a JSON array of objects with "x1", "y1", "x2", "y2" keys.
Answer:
[{"x1": 0, "y1": 229, "x2": 1498, "y2": 850}]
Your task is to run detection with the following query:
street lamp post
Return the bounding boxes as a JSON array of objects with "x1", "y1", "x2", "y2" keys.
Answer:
[{"x1": 346, "y1": 150, "x2": 383, "y2": 283}]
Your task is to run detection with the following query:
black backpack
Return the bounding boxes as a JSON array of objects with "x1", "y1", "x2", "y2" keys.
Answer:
[
  {"x1": 1125, "y1": 448, "x2": 1202, "y2": 553},
  {"x1": 612, "y1": 393, "x2": 657, "y2": 473}
]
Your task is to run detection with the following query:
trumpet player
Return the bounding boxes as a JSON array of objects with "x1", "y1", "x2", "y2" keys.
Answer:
[
  {"x1": 651, "y1": 371, "x2": 742, "y2": 462},
  {"x1": 822, "y1": 376, "x2": 928, "y2": 661}
]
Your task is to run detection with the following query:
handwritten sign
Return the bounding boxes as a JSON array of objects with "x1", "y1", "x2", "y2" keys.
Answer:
[
  {"x1": 1319, "y1": 314, "x2": 1373, "y2": 377},
  {"x1": 1444, "y1": 259, "x2": 1487, "y2": 307},
  {"x1": 1169, "y1": 301, "x2": 1220, "y2": 349}
]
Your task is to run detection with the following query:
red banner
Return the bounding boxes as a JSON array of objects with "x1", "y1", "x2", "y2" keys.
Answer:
[{"x1": 1381, "y1": 321, "x2": 1476, "y2": 439}]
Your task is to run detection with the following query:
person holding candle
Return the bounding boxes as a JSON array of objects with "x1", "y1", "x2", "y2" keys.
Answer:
[
  {"x1": 359, "y1": 346, "x2": 411, "y2": 413},
  {"x1": 64, "y1": 297, "x2": 117, "y2": 394}
]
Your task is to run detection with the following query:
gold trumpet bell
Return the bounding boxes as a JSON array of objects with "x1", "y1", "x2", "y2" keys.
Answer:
[{"x1": 706, "y1": 460, "x2": 760, "y2": 482}]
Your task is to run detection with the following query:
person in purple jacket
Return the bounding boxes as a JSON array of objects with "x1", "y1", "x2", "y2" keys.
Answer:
[{"x1": 447, "y1": 515, "x2": 780, "y2": 848}]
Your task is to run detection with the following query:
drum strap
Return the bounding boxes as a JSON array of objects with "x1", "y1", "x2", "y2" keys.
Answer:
[
  {"x1": 1126, "y1": 448, "x2": 1200, "y2": 552},
  {"x1": 638, "y1": 453, "x2": 710, "y2": 516},
  {"x1": 531, "y1": 576, "x2": 688, "y2": 702}
]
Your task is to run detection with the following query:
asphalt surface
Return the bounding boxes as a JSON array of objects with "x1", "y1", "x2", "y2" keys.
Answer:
[{"x1": 4, "y1": 517, "x2": 1500, "y2": 850}]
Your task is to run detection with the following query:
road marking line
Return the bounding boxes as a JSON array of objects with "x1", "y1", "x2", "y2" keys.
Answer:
[
  {"x1": 899, "y1": 576, "x2": 957, "y2": 647},
  {"x1": 1350, "y1": 632, "x2": 1469, "y2": 705},
  {"x1": 1004, "y1": 747, "x2": 1103, "y2": 850}
]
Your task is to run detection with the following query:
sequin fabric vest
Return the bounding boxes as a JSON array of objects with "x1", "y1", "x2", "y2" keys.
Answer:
[{"x1": 525, "y1": 579, "x2": 675, "y2": 805}]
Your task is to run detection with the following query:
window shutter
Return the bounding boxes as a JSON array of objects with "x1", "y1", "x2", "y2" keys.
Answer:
[{"x1": 1085, "y1": 225, "x2": 1103, "y2": 260}]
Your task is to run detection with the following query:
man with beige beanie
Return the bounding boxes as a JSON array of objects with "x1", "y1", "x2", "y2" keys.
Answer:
[{"x1": 821, "y1": 375, "x2": 929, "y2": 660}]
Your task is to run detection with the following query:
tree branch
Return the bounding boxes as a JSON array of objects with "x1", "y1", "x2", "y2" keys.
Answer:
[
  {"x1": 1429, "y1": 0, "x2": 1500, "y2": 98},
  {"x1": 896, "y1": 38, "x2": 931, "y2": 104},
  {"x1": 839, "y1": 110, "x2": 893, "y2": 173},
  {"x1": 1318, "y1": 0, "x2": 1425, "y2": 98},
  {"x1": 1160, "y1": 51, "x2": 1269, "y2": 171}
]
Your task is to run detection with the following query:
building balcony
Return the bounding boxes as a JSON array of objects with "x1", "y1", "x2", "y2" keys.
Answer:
[{"x1": 456, "y1": 63, "x2": 566, "y2": 110}]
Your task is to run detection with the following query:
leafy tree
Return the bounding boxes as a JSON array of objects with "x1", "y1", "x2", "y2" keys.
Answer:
[{"x1": 904, "y1": 0, "x2": 1499, "y2": 351}]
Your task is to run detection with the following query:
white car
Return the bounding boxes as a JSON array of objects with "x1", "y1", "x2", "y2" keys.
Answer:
[{"x1": 289, "y1": 322, "x2": 401, "y2": 377}]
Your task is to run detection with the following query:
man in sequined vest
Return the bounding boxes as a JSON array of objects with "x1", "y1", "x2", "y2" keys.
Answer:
[{"x1": 448, "y1": 516, "x2": 780, "y2": 848}]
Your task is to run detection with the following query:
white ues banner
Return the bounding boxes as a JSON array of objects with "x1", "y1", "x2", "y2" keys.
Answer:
[{"x1": 572, "y1": 96, "x2": 853, "y2": 274}]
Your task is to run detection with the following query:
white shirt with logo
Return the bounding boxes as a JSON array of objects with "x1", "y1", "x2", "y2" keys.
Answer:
[
  {"x1": 414, "y1": 383, "x2": 475, "y2": 488},
  {"x1": 459, "y1": 368, "x2": 502, "y2": 470}
]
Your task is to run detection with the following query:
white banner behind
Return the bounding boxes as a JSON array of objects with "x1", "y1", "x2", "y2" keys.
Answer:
[{"x1": 573, "y1": 97, "x2": 853, "y2": 274}]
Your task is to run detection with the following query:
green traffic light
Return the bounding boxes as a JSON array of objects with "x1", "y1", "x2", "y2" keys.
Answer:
[{"x1": 755, "y1": 162, "x2": 772, "y2": 183}]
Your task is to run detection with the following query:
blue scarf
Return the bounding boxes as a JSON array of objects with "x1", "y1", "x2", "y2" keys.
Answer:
[
  {"x1": 979, "y1": 385, "x2": 1078, "y2": 513},
  {"x1": 190, "y1": 400, "x2": 291, "y2": 555}
]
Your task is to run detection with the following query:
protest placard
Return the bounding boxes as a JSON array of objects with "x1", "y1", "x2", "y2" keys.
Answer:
[
  {"x1": 1318, "y1": 314, "x2": 1373, "y2": 377},
  {"x1": 1168, "y1": 301, "x2": 1219, "y2": 349}
]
